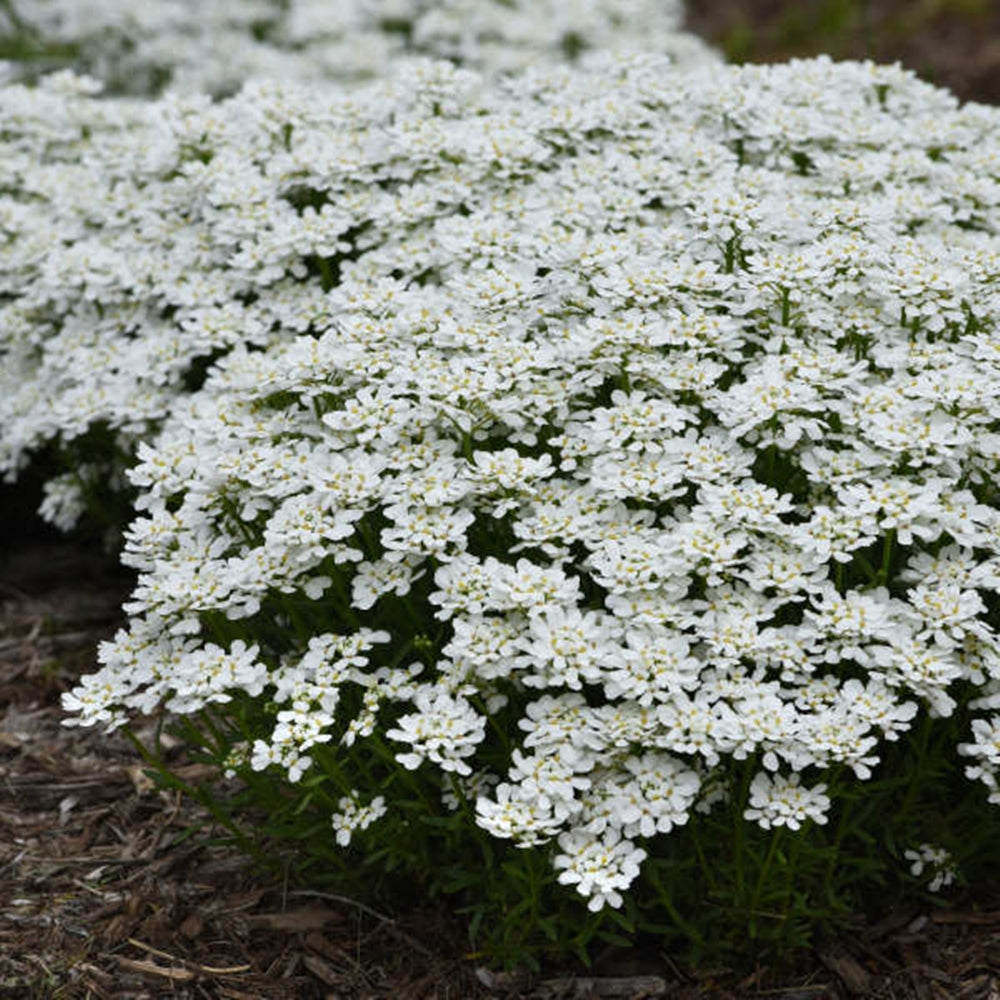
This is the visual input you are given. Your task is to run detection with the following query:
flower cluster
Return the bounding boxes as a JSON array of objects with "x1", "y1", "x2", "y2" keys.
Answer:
[
  {"x1": 903, "y1": 843, "x2": 958, "y2": 892},
  {"x1": 45, "y1": 53, "x2": 1000, "y2": 911},
  {"x1": 744, "y1": 772, "x2": 830, "y2": 831},
  {"x1": 332, "y1": 793, "x2": 388, "y2": 847},
  {"x1": 5, "y1": 0, "x2": 714, "y2": 96}
]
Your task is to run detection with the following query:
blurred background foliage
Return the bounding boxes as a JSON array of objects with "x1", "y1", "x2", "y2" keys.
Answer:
[{"x1": 687, "y1": 0, "x2": 1000, "y2": 103}]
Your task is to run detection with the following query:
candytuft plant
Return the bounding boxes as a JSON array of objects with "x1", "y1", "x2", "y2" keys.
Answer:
[
  {"x1": 0, "y1": 0, "x2": 715, "y2": 96},
  {"x1": 37, "y1": 52, "x2": 1000, "y2": 967}
]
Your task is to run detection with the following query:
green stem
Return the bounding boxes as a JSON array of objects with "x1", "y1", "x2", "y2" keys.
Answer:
[
  {"x1": 723, "y1": 234, "x2": 737, "y2": 274},
  {"x1": 822, "y1": 767, "x2": 852, "y2": 896},
  {"x1": 748, "y1": 827, "x2": 785, "y2": 933},
  {"x1": 876, "y1": 528, "x2": 895, "y2": 586},
  {"x1": 0, "y1": 0, "x2": 34, "y2": 35},
  {"x1": 647, "y1": 864, "x2": 706, "y2": 947},
  {"x1": 280, "y1": 595, "x2": 313, "y2": 644},
  {"x1": 896, "y1": 711, "x2": 931, "y2": 825},
  {"x1": 733, "y1": 762, "x2": 754, "y2": 900},
  {"x1": 313, "y1": 742, "x2": 359, "y2": 798},
  {"x1": 355, "y1": 518, "x2": 381, "y2": 560},
  {"x1": 199, "y1": 705, "x2": 233, "y2": 758},
  {"x1": 317, "y1": 255, "x2": 334, "y2": 291},
  {"x1": 691, "y1": 819, "x2": 719, "y2": 894},
  {"x1": 470, "y1": 692, "x2": 512, "y2": 755},
  {"x1": 781, "y1": 824, "x2": 805, "y2": 914},
  {"x1": 370, "y1": 730, "x2": 438, "y2": 813},
  {"x1": 325, "y1": 572, "x2": 362, "y2": 629},
  {"x1": 399, "y1": 594, "x2": 433, "y2": 637},
  {"x1": 523, "y1": 849, "x2": 543, "y2": 926}
]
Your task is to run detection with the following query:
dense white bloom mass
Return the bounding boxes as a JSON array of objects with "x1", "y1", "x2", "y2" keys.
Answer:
[
  {"x1": 4, "y1": 0, "x2": 715, "y2": 95},
  {"x1": 35, "y1": 53, "x2": 1000, "y2": 910}
]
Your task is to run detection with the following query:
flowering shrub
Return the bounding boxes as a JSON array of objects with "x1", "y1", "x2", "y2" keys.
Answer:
[
  {"x1": 3, "y1": 0, "x2": 714, "y2": 95},
  {"x1": 42, "y1": 52, "x2": 1000, "y2": 961}
]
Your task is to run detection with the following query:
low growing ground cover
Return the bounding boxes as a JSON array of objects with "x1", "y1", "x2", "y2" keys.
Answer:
[
  {"x1": 5, "y1": 49, "x2": 996, "y2": 968},
  {"x1": 3, "y1": 0, "x2": 1000, "y2": 990},
  {"x1": 5, "y1": 530, "x2": 1000, "y2": 998},
  {"x1": 0, "y1": 0, "x2": 715, "y2": 96}
]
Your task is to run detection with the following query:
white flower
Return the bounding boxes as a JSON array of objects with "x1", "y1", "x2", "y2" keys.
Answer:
[
  {"x1": 586, "y1": 534, "x2": 687, "y2": 594},
  {"x1": 475, "y1": 782, "x2": 566, "y2": 847},
  {"x1": 386, "y1": 688, "x2": 486, "y2": 776},
  {"x1": 469, "y1": 447, "x2": 555, "y2": 492},
  {"x1": 959, "y1": 716, "x2": 1000, "y2": 803},
  {"x1": 602, "y1": 629, "x2": 702, "y2": 706},
  {"x1": 351, "y1": 555, "x2": 425, "y2": 611},
  {"x1": 833, "y1": 477, "x2": 945, "y2": 546},
  {"x1": 428, "y1": 555, "x2": 503, "y2": 619},
  {"x1": 9, "y1": 0, "x2": 711, "y2": 96},
  {"x1": 554, "y1": 828, "x2": 647, "y2": 911},
  {"x1": 835, "y1": 678, "x2": 918, "y2": 741},
  {"x1": 802, "y1": 583, "x2": 906, "y2": 662},
  {"x1": 518, "y1": 605, "x2": 620, "y2": 690},
  {"x1": 381, "y1": 503, "x2": 476, "y2": 560},
  {"x1": 441, "y1": 614, "x2": 526, "y2": 681},
  {"x1": 904, "y1": 582, "x2": 989, "y2": 649},
  {"x1": 331, "y1": 794, "x2": 387, "y2": 847},
  {"x1": 491, "y1": 559, "x2": 583, "y2": 612},
  {"x1": 737, "y1": 542, "x2": 829, "y2": 597},
  {"x1": 670, "y1": 519, "x2": 749, "y2": 586},
  {"x1": 44, "y1": 51, "x2": 1000, "y2": 919},
  {"x1": 903, "y1": 843, "x2": 958, "y2": 892},
  {"x1": 744, "y1": 772, "x2": 831, "y2": 831},
  {"x1": 508, "y1": 747, "x2": 592, "y2": 806},
  {"x1": 587, "y1": 753, "x2": 701, "y2": 839}
]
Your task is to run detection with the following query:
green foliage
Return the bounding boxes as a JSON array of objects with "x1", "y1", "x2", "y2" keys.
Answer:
[{"x1": 125, "y1": 687, "x2": 1000, "y2": 974}]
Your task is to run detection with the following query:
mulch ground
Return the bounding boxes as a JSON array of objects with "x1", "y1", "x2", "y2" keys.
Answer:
[{"x1": 4, "y1": 5, "x2": 1000, "y2": 995}]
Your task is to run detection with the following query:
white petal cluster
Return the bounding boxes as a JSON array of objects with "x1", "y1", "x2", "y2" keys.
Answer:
[
  {"x1": 743, "y1": 772, "x2": 831, "y2": 831},
  {"x1": 6, "y1": 0, "x2": 715, "y2": 96},
  {"x1": 36, "y1": 53, "x2": 1000, "y2": 912},
  {"x1": 903, "y1": 843, "x2": 958, "y2": 892},
  {"x1": 554, "y1": 829, "x2": 647, "y2": 911},
  {"x1": 331, "y1": 793, "x2": 388, "y2": 847},
  {"x1": 959, "y1": 717, "x2": 1000, "y2": 803}
]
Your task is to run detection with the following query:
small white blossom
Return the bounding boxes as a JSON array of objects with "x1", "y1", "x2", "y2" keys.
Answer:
[
  {"x1": 554, "y1": 828, "x2": 647, "y2": 911},
  {"x1": 386, "y1": 689, "x2": 486, "y2": 775},
  {"x1": 332, "y1": 794, "x2": 387, "y2": 847},
  {"x1": 903, "y1": 844, "x2": 958, "y2": 892},
  {"x1": 744, "y1": 772, "x2": 831, "y2": 831}
]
